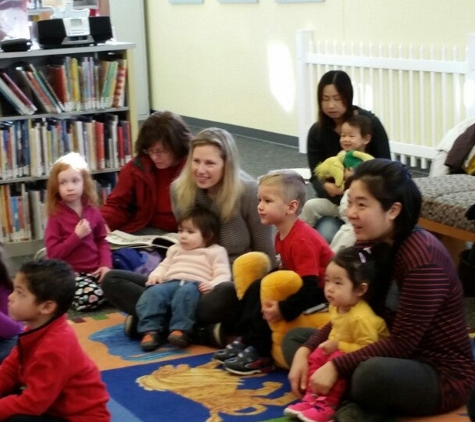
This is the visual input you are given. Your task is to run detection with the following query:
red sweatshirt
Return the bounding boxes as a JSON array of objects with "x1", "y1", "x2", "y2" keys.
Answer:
[{"x1": 0, "y1": 315, "x2": 110, "y2": 421}]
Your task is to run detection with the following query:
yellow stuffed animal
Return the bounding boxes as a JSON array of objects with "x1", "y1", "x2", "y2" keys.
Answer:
[
  {"x1": 315, "y1": 150, "x2": 374, "y2": 189},
  {"x1": 233, "y1": 252, "x2": 330, "y2": 369}
]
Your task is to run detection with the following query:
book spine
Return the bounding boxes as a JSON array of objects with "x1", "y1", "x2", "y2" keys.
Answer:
[
  {"x1": 0, "y1": 75, "x2": 32, "y2": 116},
  {"x1": 112, "y1": 59, "x2": 127, "y2": 108},
  {"x1": 36, "y1": 68, "x2": 65, "y2": 113},
  {"x1": 70, "y1": 58, "x2": 81, "y2": 112},
  {"x1": 95, "y1": 120, "x2": 105, "y2": 170},
  {"x1": 0, "y1": 71, "x2": 37, "y2": 114},
  {"x1": 24, "y1": 70, "x2": 55, "y2": 113}
]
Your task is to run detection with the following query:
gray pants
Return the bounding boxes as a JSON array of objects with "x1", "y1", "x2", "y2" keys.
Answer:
[{"x1": 282, "y1": 328, "x2": 440, "y2": 416}]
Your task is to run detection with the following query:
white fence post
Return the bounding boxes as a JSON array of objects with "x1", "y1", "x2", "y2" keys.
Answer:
[
  {"x1": 296, "y1": 29, "x2": 313, "y2": 154},
  {"x1": 465, "y1": 33, "x2": 475, "y2": 117}
]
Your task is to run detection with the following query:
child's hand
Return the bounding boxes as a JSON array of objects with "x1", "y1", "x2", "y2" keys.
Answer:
[
  {"x1": 323, "y1": 182, "x2": 344, "y2": 197},
  {"x1": 93, "y1": 266, "x2": 110, "y2": 283},
  {"x1": 75, "y1": 219, "x2": 92, "y2": 238},
  {"x1": 198, "y1": 282, "x2": 212, "y2": 294},
  {"x1": 146, "y1": 275, "x2": 162, "y2": 286},
  {"x1": 344, "y1": 167, "x2": 354, "y2": 180},
  {"x1": 262, "y1": 300, "x2": 282, "y2": 323},
  {"x1": 318, "y1": 339, "x2": 338, "y2": 355}
]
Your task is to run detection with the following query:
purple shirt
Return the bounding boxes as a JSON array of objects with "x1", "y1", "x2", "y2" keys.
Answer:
[
  {"x1": 45, "y1": 201, "x2": 112, "y2": 273},
  {"x1": 0, "y1": 284, "x2": 23, "y2": 339}
]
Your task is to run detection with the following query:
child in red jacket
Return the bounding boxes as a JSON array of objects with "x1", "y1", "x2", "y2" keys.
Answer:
[{"x1": 0, "y1": 259, "x2": 110, "y2": 422}]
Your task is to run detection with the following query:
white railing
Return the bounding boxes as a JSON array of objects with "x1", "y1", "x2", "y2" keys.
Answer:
[{"x1": 296, "y1": 30, "x2": 475, "y2": 169}]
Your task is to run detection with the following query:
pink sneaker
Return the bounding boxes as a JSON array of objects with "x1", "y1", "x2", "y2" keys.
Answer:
[
  {"x1": 284, "y1": 400, "x2": 314, "y2": 418},
  {"x1": 297, "y1": 398, "x2": 335, "y2": 422},
  {"x1": 283, "y1": 394, "x2": 318, "y2": 418}
]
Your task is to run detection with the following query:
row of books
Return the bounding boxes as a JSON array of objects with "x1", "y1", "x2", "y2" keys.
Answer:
[
  {"x1": 0, "y1": 116, "x2": 132, "y2": 180},
  {"x1": 0, "y1": 55, "x2": 127, "y2": 117},
  {"x1": 0, "y1": 180, "x2": 113, "y2": 244}
]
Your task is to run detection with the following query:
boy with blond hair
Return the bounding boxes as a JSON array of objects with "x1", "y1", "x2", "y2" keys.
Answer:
[{"x1": 214, "y1": 169, "x2": 333, "y2": 374}]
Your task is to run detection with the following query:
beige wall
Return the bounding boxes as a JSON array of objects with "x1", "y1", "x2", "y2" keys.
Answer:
[{"x1": 145, "y1": 0, "x2": 475, "y2": 137}]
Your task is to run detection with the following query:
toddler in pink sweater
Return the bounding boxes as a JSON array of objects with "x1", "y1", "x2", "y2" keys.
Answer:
[{"x1": 136, "y1": 206, "x2": 231, "y2": 351}]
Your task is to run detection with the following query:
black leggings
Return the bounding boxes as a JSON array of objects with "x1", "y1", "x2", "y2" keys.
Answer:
[
  {"x1": 102, "y1": 269, "x2": 239, "y2": 327},
  {"x1": 237, "y1": 279, "x2": 273, "y2": 357}
]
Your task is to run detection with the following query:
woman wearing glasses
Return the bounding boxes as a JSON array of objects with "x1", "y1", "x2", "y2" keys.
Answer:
[{"x1": 101, "y1": 111, "x2": 192, "y2": 234}]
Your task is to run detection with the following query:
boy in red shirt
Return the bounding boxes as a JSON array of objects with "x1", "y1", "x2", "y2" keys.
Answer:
[
  {"x1": 214, "y1": 169, "x2": 333, "y2": 374},
  {"x1": 0, "y1": 259, "x2": 110, "y2": 422}
]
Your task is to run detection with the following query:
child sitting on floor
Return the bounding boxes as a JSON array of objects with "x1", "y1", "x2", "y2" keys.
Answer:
[
  {"x1": 136, "y1": 206, "x2": 231, "y2": 351},
  {"x1": 300, "y1": 115, "x2": 373, "y2": 252},
  {"x1": 0, "y1": 259, "x2": 110, "y2": 421},
  {"x1": 214, "y1": 169, "x2": 334, "y2": 374},
  {"x1": 284, "y1": 245, "x2": 390, "y2": 422},
  {"x1": 45, "y1": 152, "x2": 112, "y2": 311},
  {"x1": 0, "y1": 246, "x2": 23, "y2": 363}
]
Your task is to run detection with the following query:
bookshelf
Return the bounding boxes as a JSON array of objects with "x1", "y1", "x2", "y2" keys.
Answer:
[{"x1": 0, "y1": 41, "x2": 137, "y2": 257}]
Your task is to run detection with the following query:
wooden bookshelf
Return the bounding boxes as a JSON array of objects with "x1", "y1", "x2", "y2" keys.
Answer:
[{"x1": 0, "y1": 41, "x2": 137, "y2": 256}]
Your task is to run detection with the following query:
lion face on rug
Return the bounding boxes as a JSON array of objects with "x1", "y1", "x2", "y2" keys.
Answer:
[
  {"x1": 136, "y1": 360, "x2": 294, "y2": 422},
  {"x1": 233, "y1": 252, "x2": 330, "y2": 369}
]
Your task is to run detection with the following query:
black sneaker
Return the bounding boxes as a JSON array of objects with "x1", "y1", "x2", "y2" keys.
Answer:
[
  {"x1": 223, "y1": 346, "x2": 274, "y2": 375},
  {"x1": 334, "y1": 402, "x2": 397, "y2": 422},
  {"x1": 124, "y1": 314, "x2": 140, "y2": 339},
  {"x1": 213, "y1": 339, "x2": 246, "y2": 363},
  {"x1": 193, "y1": 323, "x2": 226, "y2": 348}
]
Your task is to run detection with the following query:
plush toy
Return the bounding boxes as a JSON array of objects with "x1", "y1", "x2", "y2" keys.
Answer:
[
  {"x1": 315, "y1": 150, "x2": 374, "y2": 189},
  {"x1": 232, "y1": 252, "x2": 330, "y2": 369}
]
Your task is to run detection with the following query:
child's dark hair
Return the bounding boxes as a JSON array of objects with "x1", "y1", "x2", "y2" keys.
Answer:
[
  {"x1": 345, "y1": 114, "x2": 373, "y2": 138},
  {"x1": 0, "y1": 245, "x2": 13, "y2": 290},
  {"x1": 332, "y1": 243, "x2": 393, "y2": 316},
  {"x1": 19, "y1": 259, "x2": 76, "y2": 317},
  {"x1": 178, "y1": 206, "x2": 220, "y2": 247}
]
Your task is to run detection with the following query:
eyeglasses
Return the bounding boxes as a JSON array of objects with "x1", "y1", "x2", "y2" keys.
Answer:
[{"x1": 144, "y1": 147, "x2": 171, "y2": 156}]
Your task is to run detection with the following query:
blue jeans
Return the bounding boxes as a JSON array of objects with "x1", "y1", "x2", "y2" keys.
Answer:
[
  {"x1": 136, "y1": 280, "x2": 200, "y2": 334},
  {"x1": 315, "y1": 216, "x2": 344, "y2": 244}
]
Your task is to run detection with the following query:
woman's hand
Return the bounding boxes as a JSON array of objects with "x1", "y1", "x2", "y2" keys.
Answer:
[
  {"x1": 309, "y1": 361, "x2": 338, "y2": 395},
  {"x1": 94, "y1": 266, "x2": 110, "y2": 283},
  {"x1": 262, "y1": 300, "x2": 282, "y2": 323},
  {"x1": 318, "y1": 339, "x2": 338, "y2": 355},
  {"x1": 323, "y1": 182, "x2": 344, "y2": 197},
  {"x1": 288, "y1": 347, "x2": 311, "y2": 398}
]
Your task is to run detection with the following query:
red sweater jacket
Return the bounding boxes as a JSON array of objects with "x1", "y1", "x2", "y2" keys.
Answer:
[
  {"x1": 101, "y1": 155, "x2": 185, "y2": 233},
  {"x1": 0, "y1": 315, "x2": 110, "y2": 421}
]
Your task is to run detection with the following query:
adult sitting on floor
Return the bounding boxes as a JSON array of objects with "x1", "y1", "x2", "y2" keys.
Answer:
[
  {"x1": 101, "y1": 110, "x2": 192, "y2": 235},
  {"x1": 307, "y1": 70, "x2": 390, "y2": 243},
  {"x1": 102, "y1": 128, "x2": 276, "y2": 346},
  {"x1": 283, "y1": 159, "x2": 475, "y2": 420}
]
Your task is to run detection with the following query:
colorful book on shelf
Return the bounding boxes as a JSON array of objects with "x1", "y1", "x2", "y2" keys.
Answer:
[
  {"x1": 14, "y1": 66, "x2": 52, "y2": 114},
  {"x1": 106, "y1": 230, "x2": 178, "y2": 251},
  {"x1": 24, "y1": 63, "x2": 65, "y2": 114},
  {"x1": 70, "y1": 57, "x2": 81, "y2": 111},
  {"x1": 0, "y1": 73, "x2": 34, "y2": 116},
  {"x1": 112, "y1": 59, "x2": 127, "y2": 108},
  {"x1": 0, "y1": 71, "x2": 37, "y2": 115},
  {"x1": 47, "y1": 63, "x2": 70, "y2": 112},
  {"x1": 95, "y1": 120, "x2": 105, "y2": 170},
  {"x1": 28, "y1": 189, "x2": 45, "y2": 240}
]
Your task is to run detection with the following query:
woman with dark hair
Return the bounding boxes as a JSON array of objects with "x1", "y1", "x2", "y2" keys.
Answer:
[
  {"x1": 101, "y1": 110, "x2": 193, "y2": 234},
  {"x1": 285, "y1": 159, "x2": 475, "y2": 420},
  {"x1": 307, "y1": 70, "x2": 391, "y2": 242}
]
